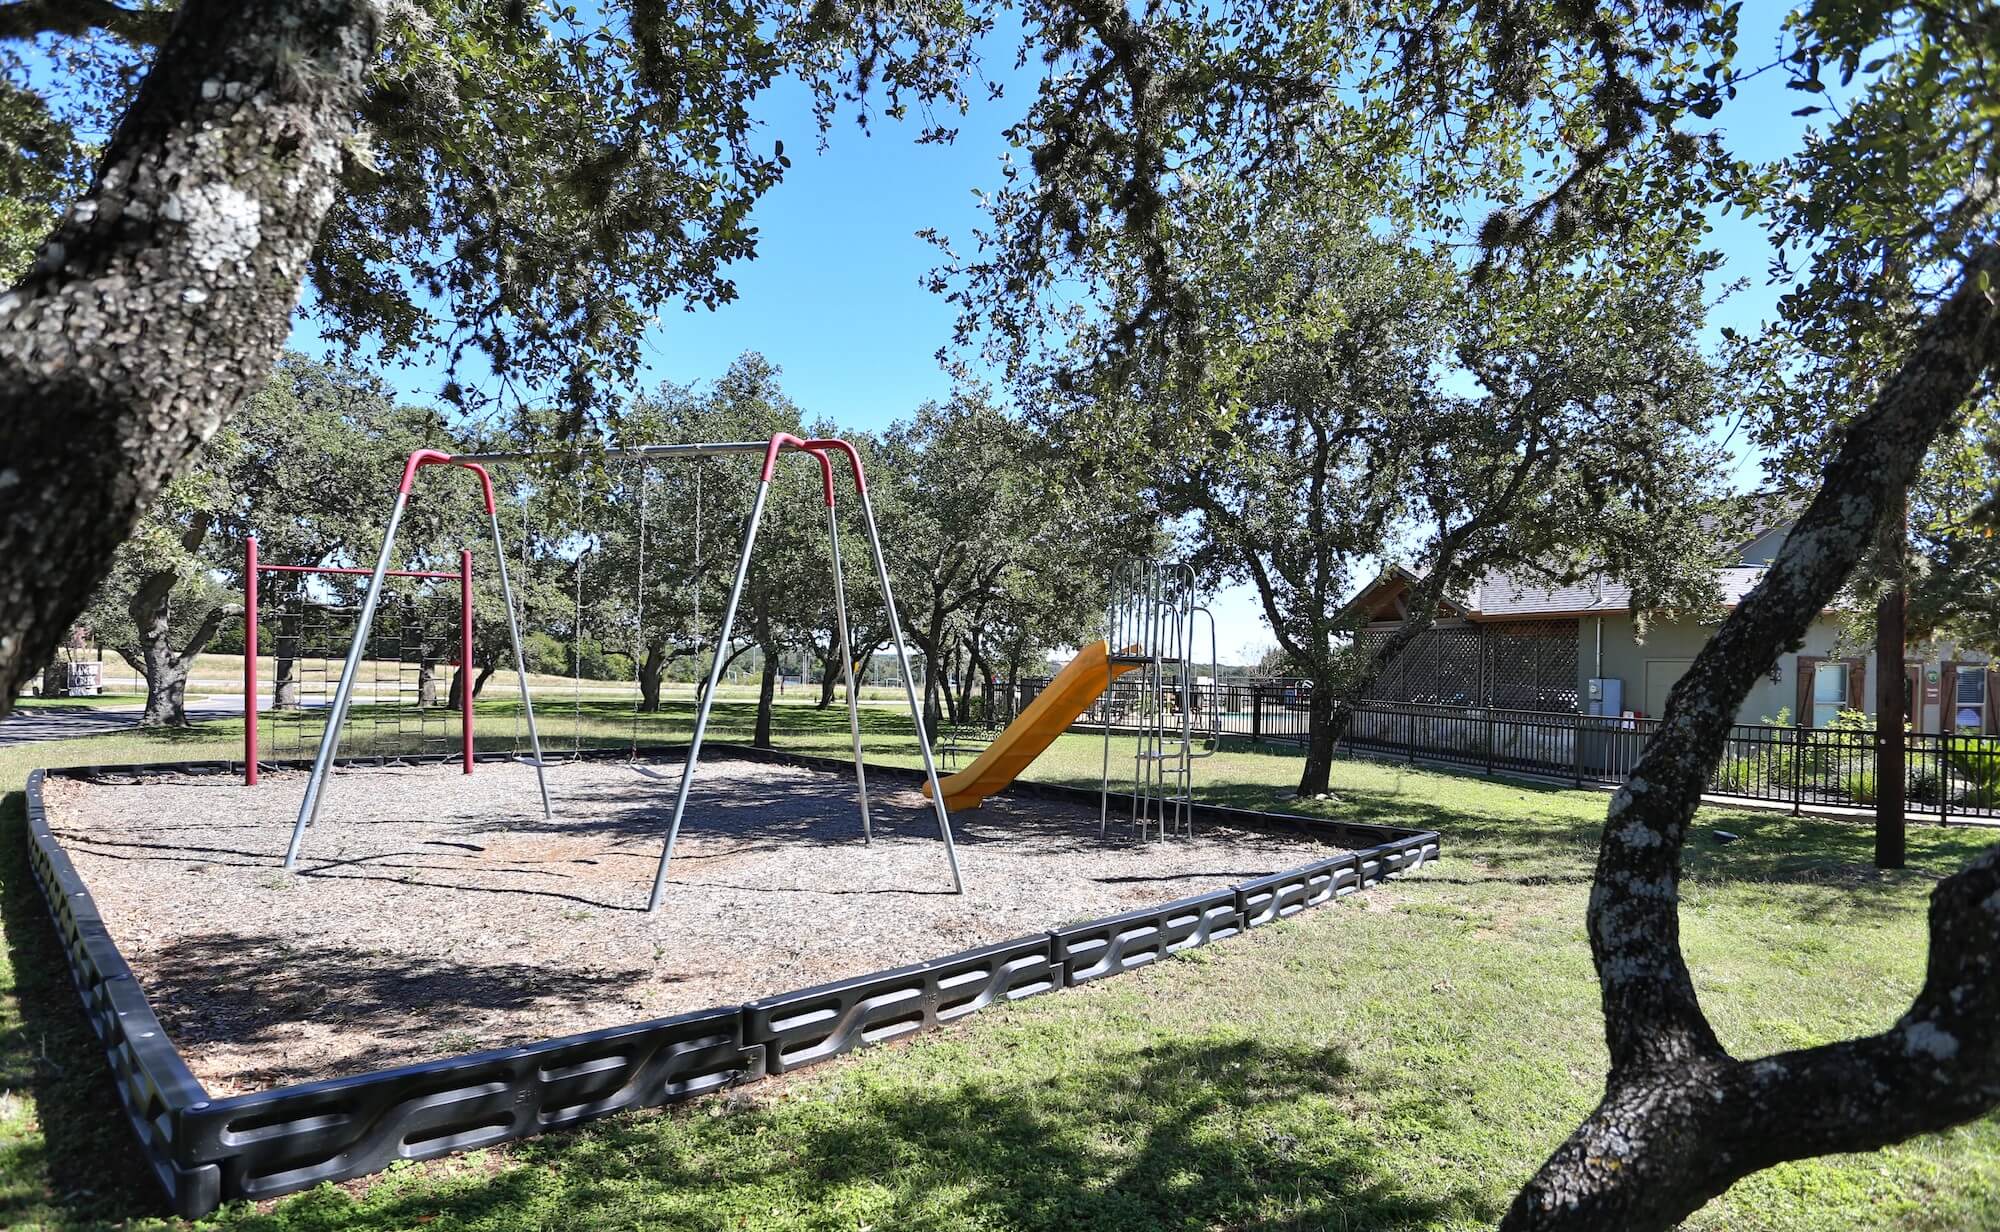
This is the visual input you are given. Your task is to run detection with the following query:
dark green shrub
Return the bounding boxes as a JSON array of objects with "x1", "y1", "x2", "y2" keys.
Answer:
[{"x1": 1948, "y1": 736, "x2": 2000, "y2": 807}]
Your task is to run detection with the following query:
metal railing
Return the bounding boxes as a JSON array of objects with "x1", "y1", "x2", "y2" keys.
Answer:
[
  {"x1": 962, "y1": 676, "x2": 1317, "y2": 741},
  {"x1": 1338, "y1": 700, "x2": 1999, "y2": 821},
  {"x1": 971, "y1": 676, "x2": 2000, "y2": 822}
]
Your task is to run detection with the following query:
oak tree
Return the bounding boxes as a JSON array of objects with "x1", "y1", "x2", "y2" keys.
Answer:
[
  {"x1": 936, "y1": 1, "x2": 2000, "y2": 1226},
  {"x1": 0, "y1": 0, "x2": 986, "y2": 714}
]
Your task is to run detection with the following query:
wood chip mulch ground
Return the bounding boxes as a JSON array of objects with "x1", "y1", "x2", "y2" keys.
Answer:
[{"x1": 39, "y1": 757, "x2": 1347, "y2": 1094}]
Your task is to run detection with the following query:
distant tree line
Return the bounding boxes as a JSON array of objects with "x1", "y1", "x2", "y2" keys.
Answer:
[{"x1": 69, "y1": 350, "x2": 1142, "y2": 746}]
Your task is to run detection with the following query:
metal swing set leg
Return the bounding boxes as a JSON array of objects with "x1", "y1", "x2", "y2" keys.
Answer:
[
  {"x1": 285, "y1": 451, "x2": 550, "y2": 870},
  {"x1": 646, "y1": 434, "x2": 960, "y2": 913}
]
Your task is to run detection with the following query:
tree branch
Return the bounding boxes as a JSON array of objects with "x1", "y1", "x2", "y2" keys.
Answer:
[
  {"x1": 1752, "y1": 845, "x2": 2000, "y2": 1154},
  {"x1": 0, "y1": 0, "x2": 174, "y2": 44},
  {"x1": 1505, "y1": 243, "x2": 2000, "y2": 1232},
  {"x1": 1588, "y1": 244, "x2": 2000, "y2": 1076},
  {"x1": 176, "y1": 600, "x2": 241, "y2": 664}
]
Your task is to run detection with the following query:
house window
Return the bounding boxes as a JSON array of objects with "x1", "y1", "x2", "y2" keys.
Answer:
[
  {"x1": 1955, "y1": 667, "x2": 1988, "y2": 732},
  {"x1": 1811, "y1": 662, "x2": 1850, "y2": 728}
]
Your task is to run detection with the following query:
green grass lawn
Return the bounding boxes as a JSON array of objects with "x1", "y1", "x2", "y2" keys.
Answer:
[
  {"x1": 7, "y1": 694, "x2": 145, "y2": 711},
  {"x1": 1, "y1": 703, "x2": 1996, "y2": 1230}
]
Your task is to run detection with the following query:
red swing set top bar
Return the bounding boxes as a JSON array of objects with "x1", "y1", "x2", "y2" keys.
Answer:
[{"x1": 256, "y1": 563, "x2": 462, "y2": 579}]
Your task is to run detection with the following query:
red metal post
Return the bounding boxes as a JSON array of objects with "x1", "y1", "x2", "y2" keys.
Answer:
[
  {"x1": 460, "y1": 547, "x2": 474, "y2": 774},
  {"x1": 245, "y1": 535, "x2": 259, "y2": 785}
]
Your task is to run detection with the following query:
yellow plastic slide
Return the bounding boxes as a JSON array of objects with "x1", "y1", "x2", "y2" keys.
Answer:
[{"x1": 923, "y1": 640, "x2": 1140, "y2": 811}]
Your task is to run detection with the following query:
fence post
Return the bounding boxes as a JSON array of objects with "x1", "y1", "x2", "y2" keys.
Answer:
[
  {"x1": 1573, "y1": 714, "x2": 1586, "y2": 786},
  {"x1": 1792, "y1": 723, "x2": 1805, "y2": 816},
  {"x1": 1484, "y1": 708, "x2": 1495, "y2": 777},
  {"x1": 1408, "y1": 708, "x2": 1417, "y2": 764},
  {"x1": 1940, "y1": 734, "x2": 1951, "y2": 827},
  {"x1": 1251, "y1": 686, "x2": 1263, "y2": 743}
]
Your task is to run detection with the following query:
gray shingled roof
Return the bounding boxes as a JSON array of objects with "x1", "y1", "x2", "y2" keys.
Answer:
[{"x1": 1469, "y1": 565, "x2": 1767, "y2": 617}]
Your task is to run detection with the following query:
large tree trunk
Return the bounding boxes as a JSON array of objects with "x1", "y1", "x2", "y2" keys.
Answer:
[
  {"x1": 273, "y1": 637, "x2": 300, "y2": 708},
  {"x1": 753, "y1": 640, "x2": 779, "y2": 748},
  {"x1": 817, "y1": 646, "x2": 838, "y2": 709},
  {"x1": 938, "y1": 643, "x2": 963, "y2": 726},
  {"x1": 1294, "y1": 566, "x2": 1461, "y2": 795},
  {"x1": 956, "y1": 634, "x2": 983, "y2": 724},
  {"x1": 139, "y1": 643, "x2": 193, "y2": 726},
  {"x1": 0, "y1": 0, "x2": 379, "y2": 718},
  {"x1": 129, "y1": 572, "x2": 238, "y2": 728},
  {"x1": 264, "y1": 582, "x2": 300, "y2": 707},
  {"x1": 1503, "y1": 248, "x2": 2000, "y2": 1231},
  {"x1": 638, "y1": 642, "x2": 665, "y2": 712},
  {"x1": 1297, "y1": 676, "x2": 1338, "y2": 795}
]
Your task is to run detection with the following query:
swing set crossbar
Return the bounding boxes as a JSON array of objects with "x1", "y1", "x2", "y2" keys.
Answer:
[
  {"x1": 256, "y1": 563, "x2": 461, "y2": 579},
  {"x1": 288, "y1": 434, "x2": 960, "y2": 913}
]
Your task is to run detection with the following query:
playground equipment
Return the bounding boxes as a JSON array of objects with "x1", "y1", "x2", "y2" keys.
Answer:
[
  {"x1": 291, "y1": 434, "x2": 962, "y2": 911},
  {"x1": 282, "y1": 451, "x2": 549, "y2": 869},
  {"x1": 924, "y1": 640, "x2": 1142, "y2": 811},
  {"x1": 921, "y1": 561, "x2": 1217, "y2": 836},
  {"x1": 1100, "y1": 561, "x2": 1219, "y2": 840},
  {"x1": 242, "y1": 535, "x2": 477, "y2": 784}
]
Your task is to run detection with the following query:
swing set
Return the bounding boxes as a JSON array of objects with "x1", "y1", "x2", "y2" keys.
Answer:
[{"x1": 260, "y1": 434, "x2": 962, "y2": 911}]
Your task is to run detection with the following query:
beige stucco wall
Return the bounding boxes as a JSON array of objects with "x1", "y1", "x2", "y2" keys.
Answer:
[{"x1": 1579, "y1": 612, "x2": 1992, "y2": 730}]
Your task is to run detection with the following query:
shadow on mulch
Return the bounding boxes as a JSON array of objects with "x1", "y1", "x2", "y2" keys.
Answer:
[
  {"x1": 137, "y1": 929, "x2": 638, "y2": 1088},
  {"x1": 462, "y1": 764, "x2": 1340, "y2": 866}
]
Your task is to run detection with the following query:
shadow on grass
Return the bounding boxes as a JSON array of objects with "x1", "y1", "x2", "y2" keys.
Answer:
[
  {"x1": 0, "y1": 792, "x2": 162, "y2": 1227},
  {"x1": 1173, "y1": 743, "x2": 1999, "y2": 914},
  {"x1": 244, "y1": 1036, "x2": 1492, "y2": 1232}
]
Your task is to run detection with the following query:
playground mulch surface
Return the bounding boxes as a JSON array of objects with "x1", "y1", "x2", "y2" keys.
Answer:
[{"x1": 38, "y1": 757, "x2": 1348, "y2": 1094}]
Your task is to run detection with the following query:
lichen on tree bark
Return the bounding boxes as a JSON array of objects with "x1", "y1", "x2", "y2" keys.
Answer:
[
  {"x1": 0, "y1": 0, "x2": 381, "y2": 714},
  {"x1": 1504, "y1": 248, "x2": 2000, "y2": 1232}
]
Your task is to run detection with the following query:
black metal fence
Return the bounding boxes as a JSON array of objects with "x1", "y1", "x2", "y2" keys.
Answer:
[
  {"x1": 959, "y1": 677, "x2": 2000, "y2": 822},
  {"x1": 963, "y1": 676, "x2": 1320, "y2": 741},
  {"x1": 1333, "y1": 700, "x2": 1998, "y2": 821}
]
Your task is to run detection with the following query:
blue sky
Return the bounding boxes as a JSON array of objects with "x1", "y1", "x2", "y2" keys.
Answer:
[{"x1": 291, "y1": 8, "x2": 1822, "y2": 664}]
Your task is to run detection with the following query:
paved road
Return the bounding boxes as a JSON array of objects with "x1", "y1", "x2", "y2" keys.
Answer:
[
  {"x1": 1, "y1": 688, "x2": 913, "y2": 750},
  {"x1": 0, "y1": 694, "x2": 254, "y2": 749}
]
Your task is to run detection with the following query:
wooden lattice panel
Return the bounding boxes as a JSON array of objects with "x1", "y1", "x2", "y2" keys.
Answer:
[
  {"x1": 1360, "y1": 620, "x2": 1578, "y2": 711},
  {"x1": 1483, "y1": 620, "x2": 1579, "y2": 712}
]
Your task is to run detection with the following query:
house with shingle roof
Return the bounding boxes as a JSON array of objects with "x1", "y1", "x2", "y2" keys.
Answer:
[{"x1": 1347, "y1": 520, "x2": 1996, "y2": 734}]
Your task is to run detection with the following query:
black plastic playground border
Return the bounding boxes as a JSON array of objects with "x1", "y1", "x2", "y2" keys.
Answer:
[{"x1": 22, "y1": 746, "x2": 1441, "y2": 1218}]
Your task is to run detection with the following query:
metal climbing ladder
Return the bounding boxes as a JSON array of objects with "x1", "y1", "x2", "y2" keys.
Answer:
[{"x1": 1100, "y1": 561, "x2": 1219, "y2": 840}]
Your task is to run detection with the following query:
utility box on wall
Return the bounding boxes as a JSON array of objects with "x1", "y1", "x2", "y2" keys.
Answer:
[{"x1": 1586, "y1": 677, "x2": 1623, "y2": 718}]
